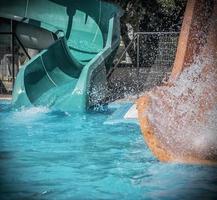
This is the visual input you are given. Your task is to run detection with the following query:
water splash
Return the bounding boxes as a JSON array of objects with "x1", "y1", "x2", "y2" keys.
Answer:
[
  {"x1": 145, "y1": 53, "x2": 217, "y2": 160},
  {"x1": 12, "y1": 106, "x2": 50, "y2": 123}
]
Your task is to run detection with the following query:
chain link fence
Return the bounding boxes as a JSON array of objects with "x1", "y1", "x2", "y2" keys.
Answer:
[
  {"x1": 0, "y1": 32, "x2": 29, "y2": 95},
  {"x1": 0, "y1": 34, "x2": 13, "y2": 94},
  {"x1": 107, "y1": 32, "x2": 179, "y2": 101}
]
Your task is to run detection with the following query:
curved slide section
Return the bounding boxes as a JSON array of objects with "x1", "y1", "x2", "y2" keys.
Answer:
[
  {"x1": 0, "y1": 0, "x2": 122, "y2": 111},
  {"x1": 137, "y1": 0, "x2": 217, "y2": 164}
]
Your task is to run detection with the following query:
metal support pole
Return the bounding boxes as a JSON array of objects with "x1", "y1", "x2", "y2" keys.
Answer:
[
  {"x1": 11, "y1": 20, "x2": 15, "y2": 87},
  {"x1": 136, "y1": 34, "x2": 140, "y2": 98},
  {"x1": 14, "y1": 34, "x2": 31, "y2": 60}
]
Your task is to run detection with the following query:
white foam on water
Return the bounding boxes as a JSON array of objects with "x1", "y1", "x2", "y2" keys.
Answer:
[
  {"x1": 12, "y1": 106, "x2": 50, "y2": 123},
  {"x1": 124, "y1": 104, "x2": 138, "y2": 120}
]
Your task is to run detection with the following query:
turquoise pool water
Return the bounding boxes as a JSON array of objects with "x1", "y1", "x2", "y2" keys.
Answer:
[{"x1": 0, "y1": 100, "x2": 217, "y2": 200}]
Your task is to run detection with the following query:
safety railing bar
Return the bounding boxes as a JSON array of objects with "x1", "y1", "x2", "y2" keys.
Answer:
[
  {"x1": 136, "y1": 34, "x2": 140, "y2": 98},
  {"x1": 14, "y1": 34, "x2": 31, "y2": 60},
  {"x1": 114, "y1": 34, "x2": 137, "y2": 68},
  {"x1": 0, "y1": 32, "x2": 31, "y2": 60},
  {"x1": 107, "y1": 34, "x2": 138, "y2": 79}
]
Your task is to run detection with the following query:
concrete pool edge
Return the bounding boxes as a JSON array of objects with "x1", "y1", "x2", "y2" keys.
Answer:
[{"x1": 0, "y1": 94, "x2": 12, "y2": 101}]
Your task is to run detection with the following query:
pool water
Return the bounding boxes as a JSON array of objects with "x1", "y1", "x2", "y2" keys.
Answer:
[{"x1": 0, "y1": 100, "x2": 217, "y2": 200}]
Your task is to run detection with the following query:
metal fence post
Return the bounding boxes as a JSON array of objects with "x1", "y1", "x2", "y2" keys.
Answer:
[
  {"x1": 136, "y1": 34, "x2": 140, "y2": 98},
  {"x1": 11, "y1": 20, "x2": 15, "y2": 87}
]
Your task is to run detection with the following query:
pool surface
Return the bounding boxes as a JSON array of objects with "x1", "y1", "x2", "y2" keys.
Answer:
[{"x1": 0, "y1": 100, "x2": 217, "y2": 200}]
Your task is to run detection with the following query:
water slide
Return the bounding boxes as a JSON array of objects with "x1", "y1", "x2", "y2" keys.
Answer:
[
  {"x1": 0, "y1": 0, "x2": 122, "y2": 111},
  {"x1": 137, "y1": 0, "x2": 217, "y2": 164}
]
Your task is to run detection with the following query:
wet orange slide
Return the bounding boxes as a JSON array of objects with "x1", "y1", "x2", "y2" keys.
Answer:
[{"x1": 137, "y1": 0, "x2": 217, "y2": 164}]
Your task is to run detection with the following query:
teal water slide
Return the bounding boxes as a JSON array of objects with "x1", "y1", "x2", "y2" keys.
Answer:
[{"x1": 0, "y1": 0, "x2": 122, "y2": 111}]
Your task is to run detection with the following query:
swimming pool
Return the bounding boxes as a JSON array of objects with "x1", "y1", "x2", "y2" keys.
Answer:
[{"x1": 0, "y1": 100, "x2": 217, "y2": 200}]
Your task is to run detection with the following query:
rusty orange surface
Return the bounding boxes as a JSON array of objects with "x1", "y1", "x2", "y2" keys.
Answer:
[{"x1": 137, "y1": 0, "x2": 217, "y2": 164}]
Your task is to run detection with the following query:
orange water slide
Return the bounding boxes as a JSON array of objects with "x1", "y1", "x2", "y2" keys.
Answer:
[{"x1": 137, "y1": 0, "x2": 217, "y2": 164}]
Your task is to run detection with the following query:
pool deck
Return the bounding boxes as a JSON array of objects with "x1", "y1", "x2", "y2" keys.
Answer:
[
  {"x1": 113, "y1": 96, "x2": 138, "y2": 103},
  {"x1": 0, "y1": 94, "x2": 12, "y2": 100}
]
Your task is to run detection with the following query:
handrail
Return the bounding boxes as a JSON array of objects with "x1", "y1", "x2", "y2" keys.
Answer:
[
  {"x1": 14, "y1": 34, "x2": 31, "y2": 59},
  {"x1": 0, "y1": 31, "x2": 31, "y2": 60},
  {"x1": 106, "y1": 34, "x2": 137, "y2": 79}
]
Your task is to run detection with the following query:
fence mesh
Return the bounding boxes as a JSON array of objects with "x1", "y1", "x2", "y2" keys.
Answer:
[
  {"x1": 0, "y1": 34, "x2": 13, "y2": 94},
  {"x1": 0, "y1": 33, "x2": 29, "y2": 95},
  {"x1": 107, "y1": 32, "x2": 179, "y2": 101}
]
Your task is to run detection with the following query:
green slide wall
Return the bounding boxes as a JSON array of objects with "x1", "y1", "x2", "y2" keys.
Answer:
[{"x1": 0, "y1": 0, "x2": 122, "y2": 111}]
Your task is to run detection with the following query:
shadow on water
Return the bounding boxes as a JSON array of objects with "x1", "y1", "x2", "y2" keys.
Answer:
[{"x1": 0, "y1": 151, "x2": 13, "y2": 160}]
